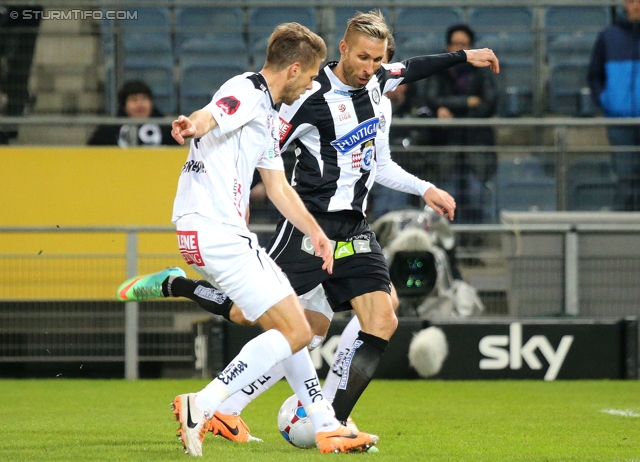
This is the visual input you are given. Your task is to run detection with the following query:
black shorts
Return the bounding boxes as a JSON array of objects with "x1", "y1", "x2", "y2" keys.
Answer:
[{"x1": 266, "y1": 211, "x2": 391, "y2": 312}]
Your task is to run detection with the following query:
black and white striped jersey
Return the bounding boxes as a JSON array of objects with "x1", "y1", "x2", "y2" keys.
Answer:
[{"x1": 278, "y1": 51, "x2": 466, "y2": 215}]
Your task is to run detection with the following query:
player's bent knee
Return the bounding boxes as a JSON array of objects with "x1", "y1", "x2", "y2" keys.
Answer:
[
  {"x1": 288, "y1": 329, "x2": 313, "y2": 353},
  {"x1": 362, "y1": 309, "x2": 398, "y2": 340}
]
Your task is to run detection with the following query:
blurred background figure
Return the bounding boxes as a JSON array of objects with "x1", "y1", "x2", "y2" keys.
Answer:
[
  {"x1": 0, "y1": 5, "x2": 42, "y2": 144},
  {"x1": 422, "y1": 24, "x2": 498, "y2": 224},
  {"x1": 88, "y1": 80, "x2": 177, "y2": 147},
  {"x1": 588, "y1": 0, "x2": 640, "y2": 211}
]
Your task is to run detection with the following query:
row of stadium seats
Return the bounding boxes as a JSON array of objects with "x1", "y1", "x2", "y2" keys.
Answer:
[
  {"x1": 494, "y1": 156, "x2": 620, "y2": 212},
  {"x1": 100, "y1": 6, "x2": 618, "y2": 116}
]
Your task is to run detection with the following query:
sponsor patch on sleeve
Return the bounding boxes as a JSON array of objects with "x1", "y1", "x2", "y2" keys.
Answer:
[
  {"x1": 215, "y1": 96, "x2": 241, "y2": 115},
  {"x1": 279, "y1": 117, "x2": 292, "y2": 143},
  {"x1": 387, "y1": 63, "x2": 405, "y2": 76}
]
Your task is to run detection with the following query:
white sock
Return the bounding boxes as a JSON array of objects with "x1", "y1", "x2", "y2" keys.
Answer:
[
  {"x1": 217, "y1": 362, "x2": 285, "y2": 415},
  {"x1": 323, "y1": 315, "x2": 361, "y2": 404},
  {"x1": 282, "y1": 348, "x2": 340, "y2": 433},
  {"x1": 195, "y1": 329, "x2": 292, "y2": 416}
]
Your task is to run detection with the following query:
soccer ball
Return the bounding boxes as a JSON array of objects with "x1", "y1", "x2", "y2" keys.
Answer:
[{"x1": 277, "y1": 394, "x2": 316, "y2": 449}]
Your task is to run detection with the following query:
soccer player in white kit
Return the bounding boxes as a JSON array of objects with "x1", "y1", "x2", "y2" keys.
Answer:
[{"x1": 166, "y1": 23, "x2": 378, "y2": 456}]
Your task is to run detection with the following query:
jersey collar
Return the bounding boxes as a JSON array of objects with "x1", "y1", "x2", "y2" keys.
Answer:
[
  {"x1": 253, "y1": 72, "x2": 276, "y2": 109},
  {"x1": 324, "y1": 62, "x2": 368, "y2": 96}
]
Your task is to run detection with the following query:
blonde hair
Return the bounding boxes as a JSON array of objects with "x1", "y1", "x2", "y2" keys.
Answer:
[
  {"x1": 344, "y1": 9, "x2": 390, "y2": 43},
  {"x1": 265, "y1": 23, "x2": 327, "y2": 71}
]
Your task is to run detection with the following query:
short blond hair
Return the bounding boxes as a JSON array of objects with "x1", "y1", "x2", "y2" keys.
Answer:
[
  {"x1": 344, "y1": 9, "x2": 390, "y2": 43},
  {"x1": 265, "y1": 22, "x2": 327, "y2": 71}
]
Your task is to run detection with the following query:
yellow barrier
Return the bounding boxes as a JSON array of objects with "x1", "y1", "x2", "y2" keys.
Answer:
[{"x1": 0, "y1": 146, "x2": 194, "y2": 299}]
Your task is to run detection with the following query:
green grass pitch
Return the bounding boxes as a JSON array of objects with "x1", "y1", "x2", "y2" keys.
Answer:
[{"x1": 2, "y1": 379, "x2": 638, "y2": 461}]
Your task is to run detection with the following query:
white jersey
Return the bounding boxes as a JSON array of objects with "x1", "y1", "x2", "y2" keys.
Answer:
[
  {"x1": 172, "y1": 72, "x2": 284, "y2": 228},
  {"x1": 375, "y1": 95, "x2": 433, "y2": 196}
]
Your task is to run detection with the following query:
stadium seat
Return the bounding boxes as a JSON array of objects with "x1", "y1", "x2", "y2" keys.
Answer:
[
  {"x1": 468, "y1": 7, "x2": 533, "y2": 30},
  {"x1": 179, "y1": 62, "x2": 246, "y2": 115},
  {"x1": 394, "y1": 7, "x2": 463, "y2": 57},
  {"x1": 496, "y1": 157, "x2": 557, "y2": 212},
  {"x1": 394, "y1": 34, "x2": 444, "y2": 61},
  {"x1": 395, "y1": 6, "x2": 464, "y2": 30},
  {"x1": 179, "y1": 38, "x2": 250, "y2": 69},
  {"x1": 545, "y1": 6, "x2": 610, "y2": 56},
  {"x1": 101, "y1": 8, "x2": 173, "y2": 114},
  {"x1": 548, "y1": 60, "x2": 593, "y2": 116},
  {"x1": 175, "y1": 7, "x2": 245, "y2": 50},
  {"x1": 497, "y1": 59, "x2": 534, "y2": 116},
  {"x1": 566, "y1": 157, "x2": 619, "y2": 211},
  {"x1": 545, "y1": 6, "x2": 610, "y2": 32},
  {"x1": 121, "y1": 7, "x2": 172, "y2": 60},
  {"x1": 547, "y1": 32, "x2": 599, "y2": 64},
  {"x1": 248, "y1": 7, "x2": 317, "y2": 65},
  {"x1": 475, "y1": 32, "x2": 534, "y2": 61},
  {"x1": 175, "y1": 6, "x2": 248, "y2": 67}
]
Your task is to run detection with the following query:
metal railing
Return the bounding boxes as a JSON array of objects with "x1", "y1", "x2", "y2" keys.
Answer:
[{"x1": 2, "y1": 220, "x2": 640, "y2": 378}]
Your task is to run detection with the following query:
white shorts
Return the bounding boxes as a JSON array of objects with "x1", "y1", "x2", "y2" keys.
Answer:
[
  {"x1": 175, "y1": 214, "x2": 294, "y2": 322},
  {"x1": 298, "y1": 284, "x2": 334, "y2": 322}
]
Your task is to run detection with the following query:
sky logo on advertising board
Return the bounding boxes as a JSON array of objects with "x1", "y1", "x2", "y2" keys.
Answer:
[
  {"x1": 478, "y1": 322, "x2": 574, "y2": 381},
  {"x1": 330, "y1": 117, "x2": 378, "y2": 155}
]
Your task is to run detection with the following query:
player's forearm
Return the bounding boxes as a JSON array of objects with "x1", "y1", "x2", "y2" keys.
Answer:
[
  {"x1": 188, "y1": 109, "x2": 218, "y2": 138},
  {"x1": 376, "y1": 160, "x2": 433, "y2": 196},
  {"x1": 401, "y1": 50, "x2": 466, "y2": 85},
  {"x1": 269, "y1": 182, "x2": 324, "y2": 237}
]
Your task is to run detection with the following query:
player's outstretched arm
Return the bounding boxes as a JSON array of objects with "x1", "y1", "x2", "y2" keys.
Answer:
[
  {"x1": 464, "y1": 48, "x2": 500, "y2": 74},
  {"x1": 171, "y1": 110, "x2": 218, "y2": 144},
  {"x1": 423, "y1": 186, "x2": 456, "y2": 221},
  {"x1": 258, "y1": 168, "x2": 334, "y2": 274}
]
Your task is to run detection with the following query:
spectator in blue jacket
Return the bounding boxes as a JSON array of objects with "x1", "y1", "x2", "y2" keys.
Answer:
[{"x1": 588, "y1": 0, "x2": 640, "y2": 210}]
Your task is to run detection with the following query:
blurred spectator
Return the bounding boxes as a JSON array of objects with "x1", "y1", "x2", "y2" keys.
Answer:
[
  {"x1": 588, "y1": 0, "x2": 640, "y2": 211},
  {"x1": 422, "y1": 24, "x2": 498, "y2": 223},
  {"x1": 88, "y1": 80, "x2": 177, "y2": 147},
  {"x1": 0, "y1": 5, "x2": 42, "y2": 144}
]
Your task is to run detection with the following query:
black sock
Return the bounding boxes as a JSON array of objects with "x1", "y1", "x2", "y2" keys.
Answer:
[
  {"x1": 162, "y1": 276, "x2": 234, "y2": 321},
  {"x1": 332, "y1": 331, "x2": 388, "y2": 423}
]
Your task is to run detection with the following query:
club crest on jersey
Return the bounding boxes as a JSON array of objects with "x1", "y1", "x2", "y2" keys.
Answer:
[
  {"x1": 362, "y1": 144, "x2": 374, "y2": 170},
  {"x1": 330, "y1": 117, "x2": 379, "y2": 155},
  {"x1": 371, "y1": 88, "x2": 380, "y2": 104},
  {"x1": 216, "y1": 96, "x2": 241, "y2": 115},
  {"x1": 351, "y1": 141, "x2": 374, "y2": 170}
]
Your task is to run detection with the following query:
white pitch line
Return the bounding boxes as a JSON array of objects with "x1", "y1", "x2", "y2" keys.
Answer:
[{"x1": 601, "y1": 409, "x2": 640, "y2": 418}]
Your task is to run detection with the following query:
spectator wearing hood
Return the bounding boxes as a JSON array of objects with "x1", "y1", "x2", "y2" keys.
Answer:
[{"x1": 88, "y1": 80, "x2": 177, "y2": 147}]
